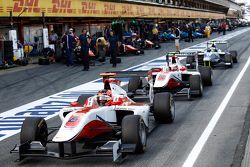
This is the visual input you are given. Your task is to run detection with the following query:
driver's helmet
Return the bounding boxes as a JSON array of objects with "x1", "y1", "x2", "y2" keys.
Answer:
[
  {"x1": 169, "y1": 56, "x2": 178, "y2": 71},
  {"x1": 210, "y1": 43, "x2": 217, "y2": 52},
  {"x1": 170, "y1": 64, "x2": 178, "y2": 71},
  {"x1": 97, "y1": 89, "x2": 112, "y2": 106},
  {"x1": 171, "y1": 56, "x2": 177, "y2": 64}
]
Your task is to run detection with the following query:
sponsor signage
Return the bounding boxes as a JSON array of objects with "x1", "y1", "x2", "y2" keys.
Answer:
[{"x1": 0, "y1": 0, "x2": 225, "y2": 19}]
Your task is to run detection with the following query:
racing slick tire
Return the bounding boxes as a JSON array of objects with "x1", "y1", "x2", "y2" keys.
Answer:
[
  {"x1": 189, "y1": 75, "x2": 203, "y2": 97},
  {"x1": 229, "y1": 50, "x2": 238, "y2": 63},
  {"x1": 153, "y1": 92, "x2": 175, "y2": 123},
  {"x1": 225, "y1": 54, "x2": 233, "y2": 68},
  {"x1": 38, "y1": 57, "x2": 50, "y2": 65},
  {"x1": 77, "y1": 94, "x2": 92, "y2": 106},
  {"x1": 20, "y1": 117, "x2": 48, "y2": 147},
  {"x1": 140, "y1": 50, "x2": 144, "y2": 54},
  {"x1": 199, "y1": 66, "x2": 212, "y2": 86},
  {"x1": 135, "y1": 50, "x2": 140, "y2": 55},
  {"x1": 128, "y1": 77, "x2": 141, "y2": 93},
  {"x1": 186, "y1": 56, "x2": 195, "y2": 69},
  {"x1": 122, "y1": 115, "x2": 147, "y2": 153},
  {"x1": 154, "y1": 44, "x2": 161, "y2": 49}
]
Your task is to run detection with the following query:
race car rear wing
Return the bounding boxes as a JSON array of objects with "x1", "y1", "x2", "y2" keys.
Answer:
[
  {"x1": 206, "y1": 40, "x2": 229, "y2": 51},
  {"x1": 100, "y1": 71, "x2": 149, "y2": 79},
  {"x1": 166, "y1": 51, "x2": 199, "y2": 70},
  {"x1": 207, "y1": 40, "x2": 227, "y2": 44},
  {"x1": 166, "y1": 51, "x2": 197, "y2": 63},
  {"x1": 166, "y1": 51, "x2": 197, "y2": 57}
]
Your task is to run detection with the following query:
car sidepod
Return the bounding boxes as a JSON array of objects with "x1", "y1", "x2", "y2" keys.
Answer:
[{"x1": 53, "y1": 106, "x2": 117, "y2": 142}]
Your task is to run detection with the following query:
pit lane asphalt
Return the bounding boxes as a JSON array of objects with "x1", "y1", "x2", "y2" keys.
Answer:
[{"x1": 1, "y1": 28, "x2": 250, "y2": 167}]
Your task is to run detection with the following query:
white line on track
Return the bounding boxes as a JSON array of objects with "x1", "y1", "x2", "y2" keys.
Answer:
[{"x1": 182, "y1": 46, "x2": 250, "y2": 167}]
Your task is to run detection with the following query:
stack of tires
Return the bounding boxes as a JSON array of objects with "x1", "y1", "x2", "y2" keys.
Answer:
[
  {"x1": 38, "y1": 47, "x2": 52, "y2": 65},
  {"x1": 3, "y1": 41, "x2": 14, "y2": 65}
]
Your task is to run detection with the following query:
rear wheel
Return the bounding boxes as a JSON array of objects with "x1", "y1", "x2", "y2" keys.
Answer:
[
  {"x1": 199, "y1": 66, "x2": 212, "y2": 86},
  {"x1": 225, "y1": 54, "x2": 233, "y2": 68},
  {"x1": 77, "y1": 94, "x2": 92, "y2": 106},
  {"x1": 20, "y1": 117, "x2": 48, "y2": 146},
  {"x1": 189, "y1": 75, "x2": 203, "y2": 97},
  {"x1": 230, "y1": 50, "x2": 238, "y2": 63},
  {"x1": 128, "y1": 77, "x2": 141, "y2": 93},
  {"x1": 153, "y1": 92, "x2": 175, "y2": 123},
  {"x1": 122, "y1": 115, "x2": 147, "y2": 153},
  {"x1": 186, "y1": 56, "x2": 194, "y2": 69}
]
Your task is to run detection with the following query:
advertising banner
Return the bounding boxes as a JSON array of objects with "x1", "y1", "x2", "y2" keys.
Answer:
[{"x1": 0, "y1": 0, "x2": 225, "y2": 19}]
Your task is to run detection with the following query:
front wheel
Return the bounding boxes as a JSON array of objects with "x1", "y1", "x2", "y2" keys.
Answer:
[
  {"x1": 230, "y1": 50, "x2": 238, "y2": 63},
  {"x1": 122, "y1": 115, "x2": 147, "y2": 153},
  {"x1": 225, "y1": 54, "x2": 233, "y2": 68},
  {"x1": 20, "y1": 117, "x2": 48, "y2": 147}
]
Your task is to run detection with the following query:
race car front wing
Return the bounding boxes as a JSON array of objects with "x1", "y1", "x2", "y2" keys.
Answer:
[{"x1": 10, "y1": 139, "x2": 136, "y2": 163}]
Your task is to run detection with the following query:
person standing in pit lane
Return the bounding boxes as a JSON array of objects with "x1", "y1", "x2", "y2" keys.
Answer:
[
  {"x1": 49, "y1": 30, "x2": 58, "y2": 56},
  {"x1": 174, "y1": 26, "x2": 181, "y2": 52},
  {"x1": 96, "y1": 37, "x2": 107, "y2": 62},
  {"x1": 188, "y1": 25, "x2": 194, "y2": 42},
  {"x1": 62, "y1": 30, "x2": 76, "y2": 67},
  {"x1": 221, "y1": 21, "x2": 227, "y2": 35},
  {"x1": 204, "y1": 23, "x2": 212, "y2": 39},
  {"x1": 108, "y1": 30, "x2": 118, "y2": 68},
  {"x1": 79, "y1": 29, "x2": 91, "y2": 71}
]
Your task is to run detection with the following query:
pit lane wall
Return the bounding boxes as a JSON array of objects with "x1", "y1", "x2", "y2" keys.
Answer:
[{"x1": 0, "y1": 0, "x2": 225, "y2": 19}]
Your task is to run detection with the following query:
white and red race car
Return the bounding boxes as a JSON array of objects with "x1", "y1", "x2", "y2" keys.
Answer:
[
  {"x1": 120, "y1": 44, "x2": 144, "y2": 55},
  {"x1": 150, "y1": 52, "x2": 212, "y2": 98},
  {"x1": 11, "y1": 72, "x2": 175, "y2": 163}
]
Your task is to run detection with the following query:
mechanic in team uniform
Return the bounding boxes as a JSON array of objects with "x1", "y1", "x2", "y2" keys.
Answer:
[
  {"x1": 62, "y1": 30, "x2": 76, "y2": 67},
  {"x1": 79, "y1": 29, "x2": 91, "y2": 71},
  {"x1": 204, "y1": 23, "x2": 212, "y2": 39},
  {"x1": 108, "y1": 30, "x2": 118, "y2": 68},
  {"x1": 96, "y1": 37, "x2": 107, "y2": 62},
  {"x1": 174, "y1": 26, "x2": 181, "y2": 52},
  {"x1": 221, "y1": 21, "x2": 227, "y2": 35}
]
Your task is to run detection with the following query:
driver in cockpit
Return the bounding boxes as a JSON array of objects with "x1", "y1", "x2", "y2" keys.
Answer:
[
  {"x1": 210, "y1": 43, "x2": 217, "y2": 52},
  {"x1": 96, "y1": 89, "x2": 112, "y2": 106},
  {"x1": 169, "y1": 56, "x2": 179, "y2": 71}
]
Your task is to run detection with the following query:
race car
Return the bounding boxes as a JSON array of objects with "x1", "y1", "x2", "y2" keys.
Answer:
[
  {"x1": 195, "y1": 40, "x2": 238, "y2": 68},
  {"x1": 11, "y1": 72, "x2": 175, "y2": 163},
  {"x1": 119, "y1": 37, "x2": 144, "y2": 56},
  {"x1": 150, "y1": 52, "x2": 212, "y2": 99},
  {"x1": 120, "y1": 43, "x2": 144, "y2": 55}
]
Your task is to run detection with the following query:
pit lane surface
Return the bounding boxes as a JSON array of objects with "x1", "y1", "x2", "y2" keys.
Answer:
[{"x1": 1, "y1": 28, "x2": 250, "y2": 167}]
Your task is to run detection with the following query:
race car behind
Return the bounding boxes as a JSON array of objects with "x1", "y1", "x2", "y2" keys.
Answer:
[
  {"x1": 150, "y1": 52, "x2": 212, "y2": 99},
  {"x1": 194, "y1": 40, "x2": 238, "y2": 68}
]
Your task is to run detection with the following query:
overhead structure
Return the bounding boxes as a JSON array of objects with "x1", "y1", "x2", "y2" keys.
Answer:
[
  {"x1": 0, "y1": 0, "x2": 242, "y2": 44},
  {"x1": 0, "y1": 0, "x2": 229, "y2": 20}
]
